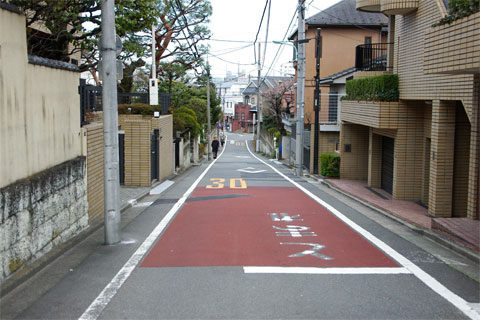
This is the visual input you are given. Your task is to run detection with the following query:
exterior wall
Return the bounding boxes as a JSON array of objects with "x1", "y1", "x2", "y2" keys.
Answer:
[
  {"x1": 85, "y1": 123, "x2": 104, "y2": 222},
  {"x1": 342, "y1": 100, "x2": 402, "y2": 129},
  {"x1": 119, "y1": 114, "x2": 174, "y2": 187},
  {"x1": 309, "y1": 124, "x2": 339, "y2": 174},
  {"x1": 303, "y1": 26, "x2": 385, "y2": 123},
  {"x1": 340, "y1": 124, "x2": 369, "y2": 179},
  {"x1": 0, "y1": 157, "x2": 88, "y2": 281},
  {"x1": 232, "y1": 104, "x2": 254, "y2": 133},
  {"x1": 0, "y1": 8, "x2": 82, "y2": 188},
  {"x1": 152, "y1": 115, "x2": 174, "y2": 182},
  {"x1": 368, "y1": 130, "x2": 382, "y2": 188}
]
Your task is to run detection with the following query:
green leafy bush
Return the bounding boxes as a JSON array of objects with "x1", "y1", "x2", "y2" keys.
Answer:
[
  {"x1": 320, "y1": 153, "x2": 340, "y2": 177},
  {"x1": 434, "y1": 0, "x2": 479, "y2": 26},
  {"x1": 344, "y1": 74, "x2": 399, "y2": 102},
  {"x1": 118, "y1": 103, "x2": 162, "y2": 116}
]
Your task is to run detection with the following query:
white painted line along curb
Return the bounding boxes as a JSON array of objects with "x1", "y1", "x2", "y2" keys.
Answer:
[
  {"x1": 79, "y1": 144, "x2": 226, "y2": 320},
  {"x1": 149, "y1": 180, "x2": 175, "y2": 195},
  {"x1": 244, "y1": 267, "x2": 411, "y2": 274},
  {"x1": 245, "y1": 140, "x2": 480, "y2": 320}
]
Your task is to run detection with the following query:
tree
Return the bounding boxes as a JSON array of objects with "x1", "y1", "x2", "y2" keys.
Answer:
[{"x1": 261, "y1": 80, "x2": 295, "y2": 134}]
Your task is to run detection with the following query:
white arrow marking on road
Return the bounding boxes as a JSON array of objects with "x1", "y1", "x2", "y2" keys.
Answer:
[{"x1": 237, "y1": 167, "x2": 267, "y2": 174}]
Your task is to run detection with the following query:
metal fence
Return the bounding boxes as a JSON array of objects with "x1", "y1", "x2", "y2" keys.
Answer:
[
  {"x1": 355, "y1": 43, "x2": 392, "y2": 71},
  {"x1": 79, "y1": 79, "x2": 171, "y2": 126}
]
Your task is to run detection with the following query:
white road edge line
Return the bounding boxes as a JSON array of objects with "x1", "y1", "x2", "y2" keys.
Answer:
[
  {"x1": 245, "y1": 140, "x2": 480, "y2": 320},
  {"x1": 244, "y1": 267, "x2": 411, "y2": 274},
  {"x1": 78, "y1": 143, "x2": 226, "y2": 320}
]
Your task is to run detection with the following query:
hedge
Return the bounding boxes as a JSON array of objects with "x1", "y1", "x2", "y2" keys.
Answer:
[
  {"x1": 320, "y1": 153, "x2": 340, "y2": 178},
  {"x1": 344, "y1": 74, "x2": 399, "y2": 102},
  {"x1": 434, "y1": 0, "x2": 479, "y2": 26},
  {"x1": 118, "y1": 103, "x2": 163, "y2": 116}
]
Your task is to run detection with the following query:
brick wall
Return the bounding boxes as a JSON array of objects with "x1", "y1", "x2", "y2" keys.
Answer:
[
  {"x1": 85, "y1": 123, "x2": 104, "y2": 222},
  {"x1": 123, "y1": 117, "x2": 151, "y2": 187},
  {"x1": 340, "y1": 124, "x2": 369, "y2": 180}
]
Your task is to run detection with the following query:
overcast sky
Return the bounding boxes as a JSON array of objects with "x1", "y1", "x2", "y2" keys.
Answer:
[{"x1": 204, "y1": 0, "x2": 342, "y2": 79}]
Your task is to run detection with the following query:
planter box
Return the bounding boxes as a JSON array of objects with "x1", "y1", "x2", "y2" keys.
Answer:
[
  {"x1": 424, "y1": 12, "x2": 480, "y2": 74},
  {"x1": 381, "y1": 0, "x2": 418, "y2": 15},
  {"x1": 356, "y1": 0, "x2": 380, "y2": 12},
  {"x1": 341, "y1": 100, "x2": 401, "y2": 129}
]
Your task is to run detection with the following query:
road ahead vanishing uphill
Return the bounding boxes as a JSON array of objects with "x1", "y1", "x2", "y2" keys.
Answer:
[{"x1": 5, "y1": 132, "x2": 480, "y2": 320}]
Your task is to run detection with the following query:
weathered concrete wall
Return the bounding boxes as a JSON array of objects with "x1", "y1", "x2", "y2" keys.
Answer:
[
  {"x1": 0, "y1": 157, "x2": 88, "y2": 281},
  {"x1": 0, "y1": 7, "x2": 82, "y2": 189}
]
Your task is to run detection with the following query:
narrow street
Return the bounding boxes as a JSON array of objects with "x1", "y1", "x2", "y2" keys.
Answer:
[{"x1": 2, "y1": 132, "x2": 479, "y2": 320}]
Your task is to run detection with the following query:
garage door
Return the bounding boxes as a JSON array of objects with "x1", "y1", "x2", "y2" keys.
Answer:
[{"x1": 381, "y1": 136, "x2": 394, "y2": 194}]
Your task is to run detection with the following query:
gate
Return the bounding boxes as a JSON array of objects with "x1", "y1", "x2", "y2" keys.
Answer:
[
  {"x1": 151, "y1": 129, "x2": 159, "y2": 182},
  {"x1": 119, "y1": 132, "x2": 125, "y2": 185},
  {"x1": 174, "y1": 138, "x2": 181, "y2": 169},
  {"x1": 381, "y1": 136, "x2": 394, "y2": 194}
]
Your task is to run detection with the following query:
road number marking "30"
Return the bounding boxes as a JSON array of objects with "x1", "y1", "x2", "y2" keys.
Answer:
[{"x1": 206, "y1": 178, "x2": 247, "y2": 189}]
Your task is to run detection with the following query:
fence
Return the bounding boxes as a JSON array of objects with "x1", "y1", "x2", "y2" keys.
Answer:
[
  {"x1": 355, "y1": 43, "x2": 393, "y2": 71},
  {"x1": 79, "y1": 79, "x2": 171, "y2": 126}
]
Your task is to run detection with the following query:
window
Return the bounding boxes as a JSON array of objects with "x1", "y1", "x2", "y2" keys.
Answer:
[
  {"x1": 251, "y1": 97, "x2": 255, "y2": 104},
  {"x1": 241, "y1": 113, "x2": 245, "y2": 120},
  {"x1": 245, "y1": 96, "x2": 250, "y2": 104},
  {"x1": 365, "y1": 36, "x2": 372, "y2": 45},
  {"x1": 235, "y1": 112, "x2": 239, "y2": 120}
]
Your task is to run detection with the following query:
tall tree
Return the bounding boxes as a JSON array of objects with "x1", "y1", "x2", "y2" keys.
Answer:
[{"x1": 261, "y1": 80, "x2": 295, "y2": 134}]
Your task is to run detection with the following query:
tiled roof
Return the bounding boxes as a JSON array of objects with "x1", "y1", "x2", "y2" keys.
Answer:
[
  {"x1": 28, "y1": 55, "x2": 80, "y2": 72},
  {"x1": 320, "y1": 66, "x2": 355, "y2": 84},
  {"x1": 306, "y1": 0, "x2": 388, "y2": 26}
]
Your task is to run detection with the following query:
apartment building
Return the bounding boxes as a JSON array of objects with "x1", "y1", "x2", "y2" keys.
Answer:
[{"x1": 340, "y1": 0, "x2": 479, "y2": 219}]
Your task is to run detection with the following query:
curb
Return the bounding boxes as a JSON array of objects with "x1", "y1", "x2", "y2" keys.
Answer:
[{"x1": 315, "y1": 177, "x2": 480, "y2": 264}]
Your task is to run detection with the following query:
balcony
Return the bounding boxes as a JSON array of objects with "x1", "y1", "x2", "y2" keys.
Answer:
[
  {"x1": 355, "y1": 43, "x2": 393, "y2": 74},
  {"x1": 356, "y1": 0, "x2": 381, "y2": 12},
  {"x1": 341, "y1": 100, "x2": 401, "y2": 129},
  {"x1": 356, "y1": 0, "x2": 418, "y2": 14},
  {"x1": 424, "y1": 12, "x2": 480, "y2": 75},
  {"x1": 380, "y1": 0, "x2": 418, "y2": 15}
]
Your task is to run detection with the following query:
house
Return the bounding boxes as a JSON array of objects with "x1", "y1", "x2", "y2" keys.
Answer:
[
  {"x1": 290, "y1": 0, "x2": 387, "y2": 173},
  {"x1": 232, "y1": 104, "x2": 256, "y2": 133},
  {"x1": 340, "y1": 0, "x2": 479, "y2": 220}
]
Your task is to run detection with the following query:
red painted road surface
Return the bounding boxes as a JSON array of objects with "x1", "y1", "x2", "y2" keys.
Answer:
[{"x1": 141, "y1": 187, "x2": 399, "y2": 268}]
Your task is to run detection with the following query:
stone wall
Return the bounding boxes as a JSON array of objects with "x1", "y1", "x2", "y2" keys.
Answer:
[{"x1": 0, "y1": 157, "x2": 88, "y2": 281}]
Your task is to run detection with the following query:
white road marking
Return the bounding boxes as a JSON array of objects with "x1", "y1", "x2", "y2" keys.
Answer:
[
  {"x1": 269, "y1": 159, "x2": 282, "y2": 165},
  {"x1": 244, "y1": 267, "x2": 411, "y2": 274},
  {"x1": 79, "y1": 146, "x2": 226, "y2": 320},
  {"x1": 235, "y1": 156, "x2": 251, "y2": 158},
  {"x1": 230, "y1": 140, "x2": 235, "y2": 144},
  {"x1": 150, "y1": 180, "x2": 174, "y2": 195},
  {"x1": 237, "y1": 167, "x2": 267, "y2": 173},
  {"x1": 245, "y1": 140, "x2": 480, "y2": 320}
]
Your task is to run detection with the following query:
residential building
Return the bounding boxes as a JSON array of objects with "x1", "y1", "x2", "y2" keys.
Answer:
[
  {"x1": 290, "y1": 0, "x2": 387, "y2": 173},
  {"x1": 242, "y1": 76, "x2": 293, "y2": 108},
  {"x1": 340, "y1": 0, "x2": 479, "y2": 220},
  {"x1": 232, "y1": 104, "x2": 256, "y2": 133}
]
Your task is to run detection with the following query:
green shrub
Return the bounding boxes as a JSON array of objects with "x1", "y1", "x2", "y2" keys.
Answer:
[
  {"x1": 320, "y1": 153, "x2": 340, "y2": 177},
  {"x1": 344, "y1": 74, "x2": 399, "y2": 102},
  {"x1": 118, "y1": 103, "x2": 162, "y2": 116},
  {"x1": 434, "y1": 0, "x2": 479, "y2": 26}
]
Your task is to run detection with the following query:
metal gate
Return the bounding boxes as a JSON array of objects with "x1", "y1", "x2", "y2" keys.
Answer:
[
  {"x1": 151, "y1": 129, "x2": 159, "y2": 182},
  {"x1": 174, "y1": 138, "x2": 180, "y2": 169},
  {"x1": 381, "y1": 136, "x2": 394, "y2": 194},
  {"x1": 119, "y1": 132, "x2": 125, "y2": 185}
]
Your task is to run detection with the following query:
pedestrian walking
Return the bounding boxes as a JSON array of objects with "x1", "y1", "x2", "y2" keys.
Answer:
[{"x1": 212, "y1": 136, "x2": 220, "y2": 159}]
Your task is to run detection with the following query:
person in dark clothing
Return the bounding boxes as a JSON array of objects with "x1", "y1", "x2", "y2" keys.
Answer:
[{"x1": 212, "y1": 136, "x2": 220, "y2": 159}]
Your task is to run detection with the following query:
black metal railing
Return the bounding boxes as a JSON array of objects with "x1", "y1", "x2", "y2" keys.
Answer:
[
  {"x1": 355, "y1": 43, "x2": 392, "y2": 72},
  {"x1": 79, "y1": 79, "x2": 171, "y2": 126}
]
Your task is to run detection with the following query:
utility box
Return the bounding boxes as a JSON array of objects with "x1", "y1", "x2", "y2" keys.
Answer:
[{"x1": 149, "y1": 78, "x2": 158, "y2": 105}]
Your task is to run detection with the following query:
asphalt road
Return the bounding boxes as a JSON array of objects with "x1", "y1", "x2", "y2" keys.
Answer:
[{"x1": 2, "y1": 132, "x2": 479, "y2": 320}]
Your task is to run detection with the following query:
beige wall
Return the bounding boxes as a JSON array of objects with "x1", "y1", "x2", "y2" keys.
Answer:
[
  {"x1": 0, "y1": 8, "x2": 81, "y2": 189},
  {"x1": 303, "y1": 26, "x2": 385, "y2": 123},
  {"x1": 84, "y1": 123, "x2": 104, "y2": 222}
]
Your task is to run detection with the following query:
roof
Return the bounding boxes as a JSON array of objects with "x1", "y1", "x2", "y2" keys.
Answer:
[
  {"x1": 28, "y1": 55, "x2": 80, "y2": 72},
  {"x1": 242, "y1": 76, "x2": 294, "y2": 95},
  {"x1": 320, "y1": 66, "x2": 355, "y2": 84},
  {"x1": 306, "y1": 0, "x2": 388, "y2": 26}
]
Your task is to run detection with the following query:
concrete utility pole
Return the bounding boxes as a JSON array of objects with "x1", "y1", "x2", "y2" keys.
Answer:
[
  {"x1": 206, "y1": 63, "x2": 212, "y2": 161},
  {"x1": 101, "y1": 0, "x2": 121, "y2": 244},
  {"x1": 313, "y1": 28, "x2": 322, "y2": 174},
  {"x1": 295, "y1": 0, "x2": 306, "y2": 176},
  {"x1": 256, "y1": 42, "x2": 261, "y2": 152}
]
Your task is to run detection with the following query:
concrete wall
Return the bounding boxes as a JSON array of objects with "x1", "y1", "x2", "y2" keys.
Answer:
[
  {"x1": 0, "y1": 157, "x2": 88, "y2": 281},
  {"x1": 0, "y1": 8, "x2": 82, "y2": 189}
]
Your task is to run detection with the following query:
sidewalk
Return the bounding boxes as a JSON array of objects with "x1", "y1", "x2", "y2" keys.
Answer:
[{"x1": 319, "y1": 178, "x2": 479, "y2": 260}]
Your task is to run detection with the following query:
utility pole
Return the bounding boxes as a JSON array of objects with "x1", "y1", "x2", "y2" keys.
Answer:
[
  {"x1": 313, "y1": 28, "x2": 322, "y2": 174},
  {"x1": 256, "y1": 42, "x2": 261, "y2": 152},
  {"x1": 101, "y1": 0, "x2": 120, "y2": 244},
  {"x1": 206, "y1": 63, "x2": 212, "y2": 161},
  {"x1": 295, "y1": 0, "x2": 306, "y2": 176}
]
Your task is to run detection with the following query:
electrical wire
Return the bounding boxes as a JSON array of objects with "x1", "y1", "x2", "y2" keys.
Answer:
[
  {"x1": 261, "y1": 0, "x2": 272, "y2": 69},
  {"x1": 208, "y1": 52, "x2": 256, "y2": 66},
  {"x1": 253, "y1": 0, "x2": 270, "y2": 63},
  {"x1": 210, "y1": 43, "x2": 253, "y2": 56}
]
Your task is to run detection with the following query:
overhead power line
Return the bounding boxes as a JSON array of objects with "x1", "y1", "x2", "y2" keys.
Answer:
[{"x1": 253, "y1": 0, "x2": 270, "y2": 63}]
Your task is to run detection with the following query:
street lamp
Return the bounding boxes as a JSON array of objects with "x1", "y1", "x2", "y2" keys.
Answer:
[{"x1": 272, "y1": 40, "x2": 298, "y2": 62}]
